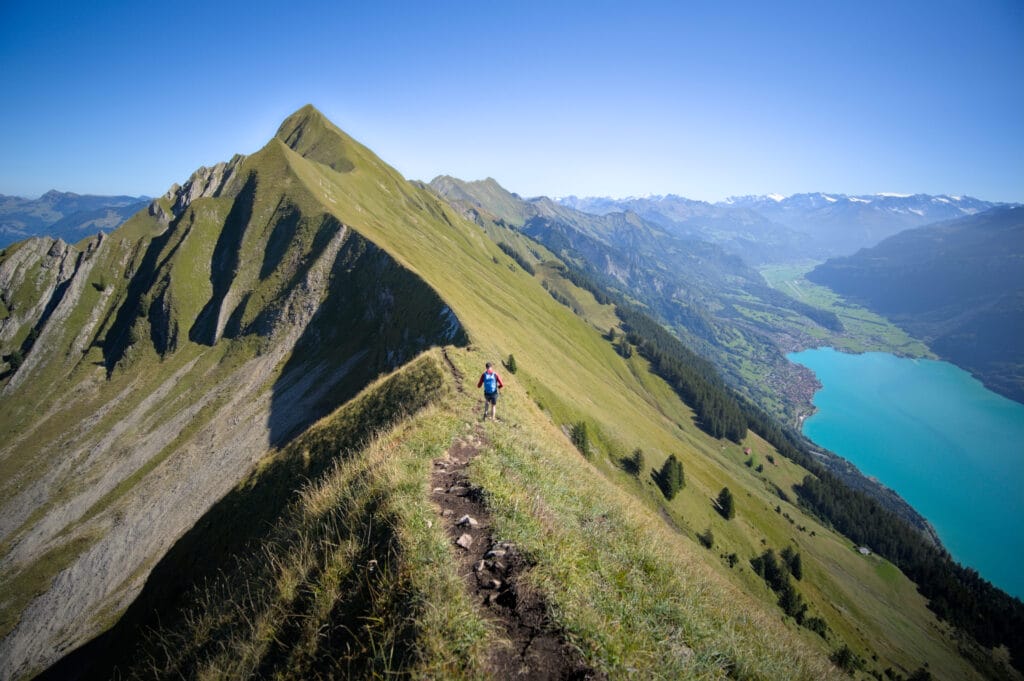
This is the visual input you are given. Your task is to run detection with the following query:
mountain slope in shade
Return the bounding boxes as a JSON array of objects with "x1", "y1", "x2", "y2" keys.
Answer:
[
  {"x1": 808, "y1": 205, "x2": 1024, "y2": 402},
  {"x1": 0, "y1": 191, "x2": 149, "y2": 247}
]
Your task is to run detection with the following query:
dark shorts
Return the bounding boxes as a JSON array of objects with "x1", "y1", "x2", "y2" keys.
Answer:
[{"x1": 484, "y1": 391, "x2": 498, "y2": 405}]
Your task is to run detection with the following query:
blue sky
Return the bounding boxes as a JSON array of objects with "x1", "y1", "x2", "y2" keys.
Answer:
[{"x1": 1, "y1": 1, "x2": 1022, "y2": 202}]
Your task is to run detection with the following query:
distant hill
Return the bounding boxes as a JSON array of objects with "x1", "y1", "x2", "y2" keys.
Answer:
[
  {"x1": 808, "y1": 205, "x2": 1024, "y2": 402},
  {"x1": 559, "y1": 192, "x2": 1008, "y2": 264},
  {"x1": 430, "y1": 175, "x2": 845, "y2": 421},
  {"x1": 0, "y1": 190, "x2": 148, "y2": 247}
]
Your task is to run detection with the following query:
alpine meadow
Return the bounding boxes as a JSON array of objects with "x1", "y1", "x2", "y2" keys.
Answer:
[{"x1": 2, "y1": 105, "x2": 1022, "y2": 681}]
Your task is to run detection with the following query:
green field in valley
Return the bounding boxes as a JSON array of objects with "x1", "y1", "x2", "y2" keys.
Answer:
[{"x1": 759, "y1": 263, "x2": 933, "y2": 358}]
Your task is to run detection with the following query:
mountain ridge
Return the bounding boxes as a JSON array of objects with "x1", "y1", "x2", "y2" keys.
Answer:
[
  {"x1": 429, "y1": 174, "x2": 851, "y2": 422},
  {"x1": 1, "y1": 106, "x2": 1018, "y2": 680},
  {"x1": 0, "y1": 114, "x2": 468, "y2": 678}
]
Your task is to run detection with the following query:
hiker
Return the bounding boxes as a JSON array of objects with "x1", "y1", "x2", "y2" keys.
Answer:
[{"x1": 477, "y1": 361, "x2": 504, "y2": 420}]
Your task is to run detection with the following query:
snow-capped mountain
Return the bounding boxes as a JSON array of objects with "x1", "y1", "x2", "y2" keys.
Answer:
[
  {"x1": 726, "y1": 192, "x2": 991, "y2": 220},
  {"x1": 556, "y1": 192, "x2": 1011, "y2": 263}
]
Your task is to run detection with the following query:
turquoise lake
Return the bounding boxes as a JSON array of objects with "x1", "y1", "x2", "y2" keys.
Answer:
[{"x1": 787, "y1": 348, "x2": 1024, "y2": 599}]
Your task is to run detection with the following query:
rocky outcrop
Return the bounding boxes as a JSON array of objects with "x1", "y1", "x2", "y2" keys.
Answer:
[
  {"x1": 0, "y1": 238, "x2": 76, "y2": 346},
  {"x1": 1, "y1": 331, "x2": 323, "y2": 679},
  {"x1": 149, "y1": 154, "x2": 245, "y2": 226},
  {"x1": 0, "y1": 233, "x2": 105, "y2": 390}
]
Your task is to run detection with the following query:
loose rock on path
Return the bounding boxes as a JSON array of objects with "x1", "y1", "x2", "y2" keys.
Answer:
[{"x1": 431, "y1": 427, "x2": 602, "y2": 680}]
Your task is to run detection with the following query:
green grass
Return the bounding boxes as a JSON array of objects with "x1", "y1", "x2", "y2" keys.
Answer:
[
  {"x1": 135, "y1": 338, "x2": 988, "y2": 678},
  {"x1": 468, "y1": 387, "x2": 832, "y2": 677},
  {"x1": 277, "y1": 121, "x2": 995, "y2": 675},
  {"x1": 131, "y1": 346, "x2": 830, "y2": 679},
  {"x1": 759, "y1": 263, "x2": 933, "y2": 357},
  {"x1": 125, "y1": 356, "x2": 493, "y2": 679}
]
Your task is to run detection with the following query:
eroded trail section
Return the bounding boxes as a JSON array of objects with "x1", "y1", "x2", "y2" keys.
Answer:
[{"x1": 431, "y1": 428, "x2": 601, "y2": 680}]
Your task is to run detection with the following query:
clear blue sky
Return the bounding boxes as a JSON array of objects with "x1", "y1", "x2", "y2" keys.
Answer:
[{"x1": 1, "y1": 0, "x2": 1022, "y2": 202}]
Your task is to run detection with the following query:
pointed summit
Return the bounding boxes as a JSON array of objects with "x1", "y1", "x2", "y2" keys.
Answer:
[{"x1": 275, "y1": 104, "x2": 357, "y2": 173}]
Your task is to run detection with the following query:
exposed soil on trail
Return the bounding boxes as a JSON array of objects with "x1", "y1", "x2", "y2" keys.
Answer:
[
  {"x1": 431, "y1": 427, "x2": 603, "y2": 680},
  {"x1": 441, "y1": 347, "x2": 465, "y2": 393}
]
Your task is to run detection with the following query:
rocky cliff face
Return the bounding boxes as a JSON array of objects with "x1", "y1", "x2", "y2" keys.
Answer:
[{"x1": 0, "y1": 116, "x2": 466, "y2": 680}]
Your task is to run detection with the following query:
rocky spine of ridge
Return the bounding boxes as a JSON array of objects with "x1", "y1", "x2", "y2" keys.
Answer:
[{"x1": 148, "y1": 155, "x2": 245, "y2": 225}]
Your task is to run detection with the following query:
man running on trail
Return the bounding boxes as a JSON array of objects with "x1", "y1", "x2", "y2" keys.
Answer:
[{"x1": 477, "y1": 361, "x2": 504, "y2": 420}]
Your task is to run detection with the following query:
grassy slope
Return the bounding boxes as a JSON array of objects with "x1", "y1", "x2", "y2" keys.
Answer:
[
  {"x1": 132, "y1": 347, "x2": 830, "y2": 679},
  {"x1": 137, "y1": 338, "x2": 985, "y2": 679},
  {"x1": 264, "y1": 109, "x2": 985, "y2": 679}
]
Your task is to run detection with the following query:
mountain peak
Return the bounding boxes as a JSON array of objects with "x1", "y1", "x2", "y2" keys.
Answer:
[
  {"x1": 274, "y1": 104, "x2": 356, "y2": 173},
  {"x1": 40, "y1": 189, "x2": 75, "y2": 201}
]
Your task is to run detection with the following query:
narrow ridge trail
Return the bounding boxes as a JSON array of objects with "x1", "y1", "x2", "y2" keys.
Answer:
[
  {"x1": 430, "y1": 422, "x2": 601, "y2": 680},
  {"x1": 441, "y1": 347, "x2": 465, "y2": 393}
]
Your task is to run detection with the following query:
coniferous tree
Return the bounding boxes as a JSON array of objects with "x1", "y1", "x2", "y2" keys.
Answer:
[
  {"x1": 792, "y1": 552, "x2": 803, "y2": 580},
  {"x1": 507, "y1": 354, "x2": 517, "y2": 374},
  {"x1": 657, "y1": 454, "x2": 685, "y2": 500},
  {"x1": 780, "y1": 546, "x2": 803, "y2": 581},
  {"x1": 777, "y1": 582, "x2": 808, "y2": 622},
  {"x1": 716, "y1": 487, "x2": 735, "y2": 519},
  {"x1": 830, "y1": 645, "x2": 863, "y2": 673},
  {"x1": 624, "y1": 448, "x2": 644, "y2": 476},
  {"x1": 803, "y1": 616, "x2": 828, "y2": 639},
  {"x1": 751, "y1": 549, "x2": 787, "y2": 591},
  {"x1": 570, "y1": 421, "x2": 589, "y2": 457},
  {"x1": 7, "y1": 349, "x2": 24, "y2": 371}
]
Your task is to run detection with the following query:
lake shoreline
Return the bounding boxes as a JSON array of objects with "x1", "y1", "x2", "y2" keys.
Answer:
[
  {"x1": 777, "y1": 347, "x2": 945, "y2": 549},
  {"x1": 789, "y1": 347, "x2": 1024, "y2": 600}
]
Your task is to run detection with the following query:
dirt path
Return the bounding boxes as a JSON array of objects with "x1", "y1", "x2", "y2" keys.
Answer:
[
  {"x1": 441, "y1": 347, "x2": 465, "y2": 393},
  {"x1": 431, "y1": 427, "x2": 601, "y2": 680}
]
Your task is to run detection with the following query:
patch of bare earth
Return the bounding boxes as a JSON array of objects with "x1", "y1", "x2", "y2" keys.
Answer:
[{"x1": 431, "y1": 427, "x2": 604, "y2": 680}]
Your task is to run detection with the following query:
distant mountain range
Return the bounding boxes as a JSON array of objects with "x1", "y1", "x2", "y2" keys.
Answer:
[
  {"x1": 5, "y1": 188, "x2": 1007, "y2": 266},
  {"x1": 430, "y1": 176, "x2": 845, "y2": 420},
  {"x1": 558, "y1": 192, "x2": 1010, "y2": 264},
  {"x1": 809, "y1": 205, "x2": 1024, "y2": 402},
  {"x1": 0, "y1": 190, "x2": 149, "y2": 247}
]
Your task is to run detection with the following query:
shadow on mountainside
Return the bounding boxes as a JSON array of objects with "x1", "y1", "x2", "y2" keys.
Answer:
[
  {"x1": 188, "y1": 172, "x2": 258, "y2": 345},
  {"x1": 39, "y1": 233, "x2": 468, "y2": 679},
  {"x1": 100, "y1": 224, "x2": 177, "y2": 374},
  {"x1": 265, "y1": 230, "x2": 467, "y2": 445},
  {"x1": 36, "y1": 354, "x2": 448, "y2": 681}
]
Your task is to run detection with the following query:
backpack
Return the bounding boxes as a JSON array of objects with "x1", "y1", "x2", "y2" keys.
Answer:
[{"x1": 483, "y1": 371, "x2": 498, "y2": 394}]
